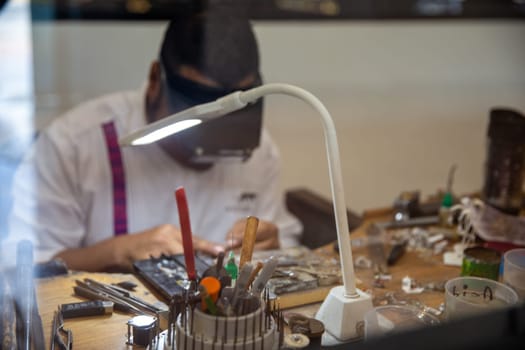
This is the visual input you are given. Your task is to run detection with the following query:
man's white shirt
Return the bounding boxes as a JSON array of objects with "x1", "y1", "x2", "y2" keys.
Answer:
[{"x1": 3, "y1": 88, "x2": 301, "y2": 265}]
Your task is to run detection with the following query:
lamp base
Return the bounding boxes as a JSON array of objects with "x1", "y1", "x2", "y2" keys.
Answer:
[{"x1": 315, "y1": 286, "x2": 373, "y2": 345}]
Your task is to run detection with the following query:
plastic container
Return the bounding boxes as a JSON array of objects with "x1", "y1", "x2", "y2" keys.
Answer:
[
  {"x1": 444, "y1": 276, "x2": 519, "y2": 320},
  {"x1": 503, "y1": 248, "x2": 525, "y2": 301},
  {"x1": 364, "y1": 305, "x2": 440, "y2": 340}
]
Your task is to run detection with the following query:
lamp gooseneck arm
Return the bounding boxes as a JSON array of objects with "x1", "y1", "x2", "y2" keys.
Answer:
[{"x1": 240, "y1": 84, "x2": 358, "y2": 298}]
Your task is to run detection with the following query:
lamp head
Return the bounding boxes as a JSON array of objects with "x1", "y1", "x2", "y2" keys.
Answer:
[
  {"x1": 139, "y1": 64, "x2": 263, "y2": 167},
  {"x1": 163, "y1": 101, "x2": 263, "y2": 163}
]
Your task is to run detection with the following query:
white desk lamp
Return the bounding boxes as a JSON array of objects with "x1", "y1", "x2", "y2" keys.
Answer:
[{"x1": 120, "y1": 83, "x2": 372, "y2": 344}]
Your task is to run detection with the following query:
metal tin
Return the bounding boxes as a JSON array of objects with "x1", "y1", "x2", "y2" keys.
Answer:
[
  {"x1": 126, "y1": 315, "x2": 157, "y2": 347},
  {"x1": 461, "y1": 246, "x2": 501, "y2": 280}
]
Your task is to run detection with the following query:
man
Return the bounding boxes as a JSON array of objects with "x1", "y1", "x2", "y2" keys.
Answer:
[{"x1": 4, "y1": 12, "x2": 301, "y2": 272}]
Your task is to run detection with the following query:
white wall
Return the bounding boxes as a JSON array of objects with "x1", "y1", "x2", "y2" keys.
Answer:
[{"x1": 32, "y1": 20, "x2": 525, "y2": 213}]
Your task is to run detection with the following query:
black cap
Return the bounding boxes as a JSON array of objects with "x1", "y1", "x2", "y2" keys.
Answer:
[
  {"x1": 160, "y1": 11, "x2": 260, "y2": 89},
  {"x1": 488, "y1": 108, "x2": 525, "y2": 142}
]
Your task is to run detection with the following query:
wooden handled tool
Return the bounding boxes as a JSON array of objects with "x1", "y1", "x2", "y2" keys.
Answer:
[{"x1": 239, "y1": 216, "x2": 259, "y2": 269}]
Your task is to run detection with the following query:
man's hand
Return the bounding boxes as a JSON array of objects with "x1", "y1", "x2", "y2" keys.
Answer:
[
  {"x1": 114, "y1": 224, "x2": 225, "y2": 270},
  {"x1": 54, "y1": 224, "x2": 224, "y2": 272},
  {"x1": 225, "y1": 218, "x2": 280, "y2": 251}
]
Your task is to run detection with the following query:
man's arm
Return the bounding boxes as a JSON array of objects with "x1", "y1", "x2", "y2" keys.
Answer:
[
  {"x1": 9, "y1": 129, "x2": 223, "y2": 272},
  {"x1": 54, "y1": 224, "x2": 224, "y2": 272}
]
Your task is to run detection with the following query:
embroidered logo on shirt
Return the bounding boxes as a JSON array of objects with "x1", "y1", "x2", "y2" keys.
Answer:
[
  {"x1": 239, "y1": 192, "x2": 257, "y2": 202},
  {"x1": 226, "y1": 192, "x2": 257, "y2": 212}
]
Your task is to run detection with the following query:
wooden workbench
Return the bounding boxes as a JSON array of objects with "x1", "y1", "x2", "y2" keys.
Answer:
[
  {"x1": 34, "y1": 208, "x2": 462, "y2": 349},
  {"x1": 285, "y1": 208, "x2": 460, "y2": 320},
  {"x1": 35, "y1": 272, "x2": 166, "y2": 349}
]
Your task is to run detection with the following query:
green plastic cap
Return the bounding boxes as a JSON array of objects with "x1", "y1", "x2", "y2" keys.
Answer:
[
  {"x1": 441, "y1": 192, "x2": 454, "y2": 208},
  {"x1": 225, "y1": 251, "x2": 238, "y2": 280}
]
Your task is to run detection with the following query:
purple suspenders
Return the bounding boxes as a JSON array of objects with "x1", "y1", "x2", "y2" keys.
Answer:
[{"x1": 102, "y1": 121, "x2": 128, "y2": 236}]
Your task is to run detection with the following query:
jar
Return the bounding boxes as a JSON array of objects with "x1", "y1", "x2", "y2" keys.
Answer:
[{"x1": 482, "y1": 108, "x2": 525, "y2": 215}]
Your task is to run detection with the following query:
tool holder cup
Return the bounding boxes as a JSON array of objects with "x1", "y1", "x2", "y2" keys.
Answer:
[{"x1": 174, "y1": 302, "x2": 279, "y2": 350}]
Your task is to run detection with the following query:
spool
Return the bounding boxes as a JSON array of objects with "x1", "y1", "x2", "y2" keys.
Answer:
[
  {"x1": 283, "y1": 333, "x2": 310, "y2": 349},
  {"x1": 461, "y1": 246, "x2": 501, "y2": 280},
  {"x1": 199, "y1": 276, "x2": 221, "y2": 313},
  {"x1": 200, "y1": 276, "x2": 221, "y2": 302}
]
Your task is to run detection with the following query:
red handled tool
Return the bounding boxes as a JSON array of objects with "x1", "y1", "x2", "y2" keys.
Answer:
[{"x1": 175, "y1": 187, "x2": 196, "y2": 281}]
